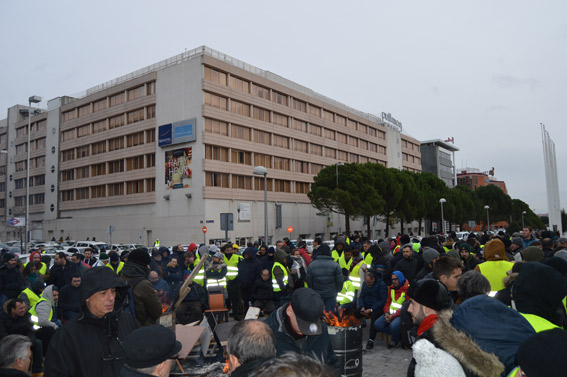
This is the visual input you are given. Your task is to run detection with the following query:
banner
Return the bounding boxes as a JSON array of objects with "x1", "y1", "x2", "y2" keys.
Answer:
[{"x1": 165, "y1": 147, "x2": 192, "y2": 189}]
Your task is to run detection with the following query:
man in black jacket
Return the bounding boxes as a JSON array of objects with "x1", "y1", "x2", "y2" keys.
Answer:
[
  {"x1": 44, "y1": 267, "x2": 138, "y2": 377},
  {"x1": 47, "y1": 252, "x2": 77, "y2": 289},
  {"x1": 0, "y1": 253, "x2": 24, "y2": 306},
  {"x1": 239, "y1": 247, "x2": 264, "y2": 315},
  {"x1": 306, "y1": 244, "x2": 343, "y2": 312},
  {"x1": 228, "y1": 319, "x2": 276, "y2": 377},
  {"x1": 253, "y1": 269, "x2": 277, "y2": 315},
  {"x1": 58, "y1": 273, "x2": 82, "y2": 321}
]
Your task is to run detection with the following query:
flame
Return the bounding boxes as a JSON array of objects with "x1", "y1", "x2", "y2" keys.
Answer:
[
  {"x1": 323, "y1": 307, "x2": 362, "y2": 328},
  {"x1": 222, "y1": 358, "x2": 230, "y2": 374},
  {"x1": 157, "y1": 289, "x2": 171, "y2": 313}
]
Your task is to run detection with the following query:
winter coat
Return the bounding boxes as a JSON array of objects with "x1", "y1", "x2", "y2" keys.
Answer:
[
  {"x1": 393, "y1": 257, "x2": 419, "y2": 285},
  {"x1": 164, "y1": 264, "x2": 184, "y2": 292},
  {"x1": 306, "y1": 255, "x2": 343, "y2": 299},
  {"x1": 265, "y1": 305, "x2": 338, "y2": 370},
  {"x1": 149, "y1": 257, "x2": 163, "y2": 277},
  {"x1": 35, "y1": 285, "x2": 59, "y2": 330},
  {"x1": 47, "y1": 262, "x2": 78, "y2": 290},
  {"x1": 261, "y1": 254, "x2": 275, "y2": 271},
  {"x1": 0, "y1": 368, "x2": 30, "y2": 377},
  {"x1": 273, "y1": 249, "x2": 293, "y2": 292},
  {"x1": 297, "y1": 248, "x2": 312, "y2": 266},
  {"x1": 0, "y1": 264, "x2": 24, "y2": 299},
  {"x1": 44, "y1": 267, "x2": 139, "y2": 377},
  {"x1": 383, "y1": 279, "x2": 409, "y2": 320},
  {"x1": 253, "y1": 277, "x2": 276, "y2": 302},
  {"x1": 151, "y1": 277, "x2": 172, "y2": 303},
  {"x1": 238, "y1": 247, "x2": 264, "y2": 288},
  {"x1": 357, "y1": 278, "x2": 388, "y2": 313},
  {"x1": 58, "y1": 284, "x2": 82, "y2": 316},
  {"x1": 0, "y1": 306, "x2": 35, "y2": 341},
  {"x1": 121, "y1": 262, "x2": 162, "y2": 327}
]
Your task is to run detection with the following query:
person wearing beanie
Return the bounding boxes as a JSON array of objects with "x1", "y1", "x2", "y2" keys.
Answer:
[
  {"x1": 221, "y1": 243, "x2": 244, "y2": 321},
  {"x1": 475, "y1": 239, "x2": 514, "y2": 293},
  {"x1": 23, "y1": 251, "x2": 48, "y2": 276},
  {"x1": 513, "y1": 329, "x2": 567, "y2": 377},
  {"x1": 238, "y1": 247, "x2": 264, "y2": 315},
  {"x1": 359, "y1": 269, "x2": 388, "y2": 350},
  {"x1": 18, "y1": 279, "x2": 45, "y2": 310},
  {"x1": 120, "y1": 249, "x2": 161, "y2": 327},
  {"x1": 510, "y1": 237, "x2": 524, "y2": 259},
  {"x1": 44, "y1": 267, "x2": 138, "y2": 377},
  {"x1": 517, "y1": 246, "x2": 545, "y2": 262},
  {"x1": 99, "y1": 252, "x2": 110, "y2": 265},
  {"x1": 456, "y1": 242, "x2": 480, "y2": 272},
  {"x1": 106, "y1": 252, "x2": 124, "y2": 275},
  {"x1": 205, "y1": 251, "x2": 228, "y2": 292},
  {"x1": 306, "y1": 244, "x2": 343, "y2": 312},
  {"x1": 373, "y1": 270, "x2": 409, "y2": 349},
  {"x1": 261, "y1": 246, "x2": 275, "y2": 271},
  {"x1": 415, "y1": 247, "x2": 439, "y2": 281}
]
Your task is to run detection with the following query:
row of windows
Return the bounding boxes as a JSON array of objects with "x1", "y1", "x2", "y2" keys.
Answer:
[
  {"x1": 14, "y1": 194, "x2": 45, "y2": 206},
  {"x1": 205, "y1": 172, "x2": 309, "y2": 193},
  {"x1": 204, "y1": 66, "x2": 386, "y2": 138},
  {"x1": 15, "y1": 138, "x2": 46, "y2": 155},
  {"x1": 14, "y1": 175, "x2": 44, "y2": 189},
  {"x1": 402, "y1": 153, "x2": 421, "y2": 164},
  {"x1": 402, "y1": 139, "x2": 420, "y2": 152},
  {"x1": 62, "y1": 105, "x2": 156, "y2": 142},
  {"x1": 60, "y1": 154, "x2": 155, "y2": 181},
  {"x1": 62, "y1": 82, "x2": 156, "y2": 122},
  {"x1": 15, "y1": 156, "x2": 45, "y2": 172},
  {"x1": 60, "y1": 179, "x2": 156, "y2": 201},
  {"x1": 15, "y1": 119, "x2": 46, "y2": 138}
]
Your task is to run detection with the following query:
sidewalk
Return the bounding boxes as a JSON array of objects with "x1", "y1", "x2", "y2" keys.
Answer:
[{"x1": 360, "y1": 324, "x2": 412, "y2": 377}]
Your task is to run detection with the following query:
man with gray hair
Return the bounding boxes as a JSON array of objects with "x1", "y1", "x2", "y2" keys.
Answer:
[
  {"x1": 0, "y1": 334, "x2": 33, "y2": 376},
  {"x1": 555, "y1": 237, "x2": 567, "y2": 252},
  {"x1": 227, "y1": 319, "x2": 276, "y2": 377}
]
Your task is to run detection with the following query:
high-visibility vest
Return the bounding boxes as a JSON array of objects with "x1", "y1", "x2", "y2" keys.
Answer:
[
  {"x1": 337, "y1": 280, "x2": 355, "y2": 305},
  {"x1": 29, "y1": 298, "x2": 53, "y2": 330},
  {"x1": 520, "y1": 313, "x2": 561, "y2": 333},
  {"x1": 393, "y1": 245, "x2": 401, "y2": 254},
  {"x1": 271, "y1": 262, "x2": 288, "y2": 292},
  {"x1": 388, "y1": 289, "x2": 406, "y2": 314},
  {"x1": 477, "y1": 260, "x2": 514, "y2": 291},
  {"x1": 443, "y1": 246, "x2": 451, "y2": 253},
  {"x1": 338, "y1": 255, "x2": 353, "y2": 270},
  {"x1": 363, "y1": 252, "x2": 373, "y2": 266},
  {"x1": 19, "y1": 288, "x2": 41, "y2": 309},
  {"x1": 206, "y1": 270, "x2": 227, "y2": 289},
  {"x1": 506, "y1": 367, "x2": 520, "y2": 377},
  {"x1": 349, "y1": 260, "x2": 363, "y2": 290},
  {"x1": 154, "y1": 241, "x2": 160, "y2": 247},
  {"x1": 224, "y1": 254, "x2": 242, "y2": 281},
  {"x1": 331, "y1": 249, "x2": 342, "y2": 262},
  {"x1": 24, "y1": 261, "x2": 47, "y2": 276},
  {"x1": 106, "y1": 261, "x2": 124, "y2": 274}
]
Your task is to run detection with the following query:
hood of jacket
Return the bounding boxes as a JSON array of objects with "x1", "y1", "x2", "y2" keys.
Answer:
[
  {"x1": 42, "y1": 284, "x2": 57, "y2": 307},
  {"x1": 121, "y1": 261, "x2": 150, "y2": 279},
  {"x1": 80, "y1": 266, "x2": 128, "y2": 309},
  {"x1": 243, "y1": 247, "x2": 257, "y2": 260},
  {"x1": 483, "y1": 239, "x2": 507, "y2": 261},
  {"x1": 274, "y1": 249, "x2": 288, "y2": 264}
]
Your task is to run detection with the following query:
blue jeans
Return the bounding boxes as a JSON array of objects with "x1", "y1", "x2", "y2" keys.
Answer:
[
  {"x1": 323, "y1": 296, "x2": 337, "y2": 313},
  {"x1": 373, "y1": 315, "x2": 402, "y2": 342}
]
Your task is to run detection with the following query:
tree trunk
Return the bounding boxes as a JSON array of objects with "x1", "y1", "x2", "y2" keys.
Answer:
[
  {"x1": 366, "y1": 216, "x2": 371, "y2": 239},
  {"x1": 345, "y1": 211, "x2": 351, "y2": 236},
  {"x1": 385, "y1": 213, "x2": 390, "y2": 237},
  {"x1": 400, "y1": 218, "x2": 405, "y2": 235},
  {"x1": 418, "y1": 218, "x2": 423, "y2": 236}
]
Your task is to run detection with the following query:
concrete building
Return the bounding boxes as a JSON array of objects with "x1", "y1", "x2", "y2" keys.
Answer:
[
  {"x1": 420, "y1": 139, "x2": 459, "y2": 187},
  {"x1": 457, "y1": 168, "x2": 508, "y2": 194},
  {"x1": 0, "y1": 46, "x2": 421, "y2": 246}
]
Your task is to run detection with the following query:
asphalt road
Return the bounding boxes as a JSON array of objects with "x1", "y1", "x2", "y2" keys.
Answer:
[{"x1": 360, "y1": 325, "x2": 412, "y2": 377}]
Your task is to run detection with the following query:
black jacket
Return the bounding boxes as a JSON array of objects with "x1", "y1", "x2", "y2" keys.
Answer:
[
  {"x1": 58, "y1": 284, "x2": 82, "y2": 315},
  {"x1": 47, "y1": 262, "x2": 78, "y2": 290},
  {"x1": 0, "y1": 265, "x2": 24, "y2": 299},
  {"x1": 253, "y1": 277, "x2": 276, "y2": 302},
  {"x1": 0, "y1": 310, "x2": 35, "y2": 341},
  {"x1": 0, "y1": 368, "x2": 31, "y2": 377},
  {"x1": 306, "y1": 255, "x2": 343, "y2": 298},
  {"x1": 238, "y1": 248, "x2": 264, "y2": 287},
  {"x1": 231, "y1": 357, "x2": 273, "y2": 377}
]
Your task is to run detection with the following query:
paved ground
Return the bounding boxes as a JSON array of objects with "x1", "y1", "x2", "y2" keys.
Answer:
[{"x1": 360, "y1": 325, "x2": 412, "y2": 377}]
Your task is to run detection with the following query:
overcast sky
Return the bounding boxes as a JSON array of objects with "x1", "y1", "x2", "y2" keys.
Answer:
[{"x1": 1, "y1": 0, "x2": 565, "y2": 215}]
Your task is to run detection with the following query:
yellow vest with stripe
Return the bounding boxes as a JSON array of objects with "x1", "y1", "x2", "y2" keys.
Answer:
[
  {"x1": 224, "y1": 253, "x2": 242, "y2": 281},
  {"x1": 24, "y1": 261, "x2": 47, "y2": 276},
  {"x1": 349, "y1": 260, "x2": 363, "y2": 290},
  {"x1": 389, "y1": 289, "x2": 406, "y2": 314},
  {"x1": 337, "y1": 280, "x2": 355, "y2": 305},
  {"x1": 478, "y1": 260, "x2": 514, "y2": 292},
  {"x1": 29, "y1": 298, "x2": 53, "y2": 330},
  {"x1": 338, "y1": 255, "x2": 353, "y2": 270},
  {"x1": 331, "y1": 249, "x2": 342, "y2": 262},
  {"x1": 19, "y1": 288, "x2": 41, "y2": 309},
  {"x1": 506, "y1": 367, "x2": 520, "y2": 377},
  {"x1": 206, "y1": 268, "x2": 227, "y2": 289},
  {"x1": 271, "y1": 262, "x2": 288, "y2": 292},
  {"x1": 520, "y1": 313, "x2": 561, "y2": 333},
  {"x1": 363, "y1": 252, "x2": 373, "y2": 266},
  {"x1": 106, "y1": 261, "x2": 124, "y2": 274}
]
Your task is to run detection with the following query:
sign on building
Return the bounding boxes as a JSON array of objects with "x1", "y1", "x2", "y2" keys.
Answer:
[
  {"x1": 238, "y1": 203, "x2": 251, "y2": 221},
  {"x1": 165, "y1": 147, "x2": 192, "y2": 189},
  {"x1": 158, "y1": 118, "x2": 196, "y2": 147}
]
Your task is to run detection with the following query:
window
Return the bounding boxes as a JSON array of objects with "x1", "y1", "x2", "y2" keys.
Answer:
[
  {"x1": 336, "y1": 132, "x2": 347, "y2": 144},
  {"x1": 126, "y1": 156, "x2": 145, "y2": 171},
  {"x1": 127, "y1": 132, "x2": 144, "y2": 147},
  {"x1": 92, "y1": 185, "x2": 106, "y2": 198},
  {"x1": 62, "y1": 110, "x2": 76, "y2": 122},
  {"x1": 93, "y1": 98, "x2": 107, "y2": 112},
  {"x1": 108, "y1": 183, "x2": 124, "y2": 196},
  {"x1": 231, "y1": 150, "x2": 251, "y2": 165},
  {"x1": 205, "y1": 172, "x2": 229, "y2": 187},
  {"x1": 349, "y1": 154, "x2": 359, "y2": 163},
  {"x1": 272, "y1": 91, "x2": 288, "y2": 106},
  {"x1": 109, "y1": 136, "x2": 124, "y2": 151},
  {"x1": 128, "y1": 86, "x2": 144, "y2": 101},
  {"x1": 309, "y1": 105, "x2": 321, "y2": 117},
  {"x1": 109, "y1": 114, "x2": 125, "y2": 129},
  {"x1": 204, "y1": 92, "x2": 228, "y2": 110},
  {"x1": 0, "y1": 182, "x2": 5, "y2": 192},
  {"x1": 77, "y1": 146, "x2": 90, "y2": 159},
  {"x1": 92, "y1": 163, "x2": 106, "y2": 176},
  {"x1": 231, "y1": 100, "x2": 250, "y2": 117},
  {"x1": 273, "y1": 135, "x2": 289, "y2": 149},
  {"x1": 311, "y1": 163, "x2": 323, "y2": 175},
  {"x1": 78, "y1": 105, "x2": 90, "y2": 118},
  {"x1": 292, "y1": 98, "x2": 307, "y2": 112},
  {"x1": 292, "y1": 119, "x2": 307, "y2": 133},
  {"x1": 273, "y1": 113, "x2": 288, "y2": 127},
  {"x1": 61, "y1": 150, "x2": 74, "y2": 162},
  {"x1": 127, "y1": 108, "x2": 145, "y2": 124},
  {"x1": 377, "y1": 130, "x2": 386, "y2": 140},
  {"x1": 110, "y1": 92, "x2": 125, "y2": 107},
  {"x1": 109, "y1": 159, "x2": 124, "y2": 174},
  {"x1": 205, "y1": 145, "x2": 229, "y2": 161},
  {"x1": 360, "y1": 156, "x2": 368, "y2": 163},
  {"x1": 311, "y1": 144, "x2": 322, "y2": 156},
  {"x1": 146, "y1": 129, "x2": 155, "y2": 143},
  {"x1": 76, "y1": 188, "x2": 89, "y2": 200},
  {"x1": 229, "y1": 76, "x2": 249, "y2": 93},
  {"x1": 204, "y1": 66, "x2": 227, "y2": 86},
  {"x1": 253, "y1": 107, "x2": 270, "y2": 122},
  {"x1": 77, "y1": 124, "x2": 90, "y2": 138},
  {"x1": 35, "y1": 120, "x2": 46, "y2": 132},
  {"x1": 93, "y1": 120, "x2": 106, "y2": 134},
  {"x1": 15, "y1": 161, "x2": 26, "y2": 172},
  {"x1": 309, "y1": 124, "x2": 322, "y2": 137},
  {"x1": 16, "y1": 144, "x2": 26, "y2": 155},
  {"x1": 147, "y1": 81, "x2": 156, "y2": 95},
  {"x1": 296, "y1": 182, "x2": 310, "y2": 194},
  {"x1": 61, "y1": 190, "x2": 74, "y2": 202},
  {"x1": 15, "y1": 178, "x2": 25, "y2": 189},
  {"x1": 348, "y1": 137, "x2": 358, "y2": 147},
  {"x1": 295, "y1": 161, "x2": 308, "y2": 173},
  {"x1": 359, "y1": 123, "x2": 367, "y2": 134},
  {"x1": 76, "y1": 166, "x2": 89, "y2": 179},
  {"x1": 325, "y1": 148, "x2": 336, "y2": 159},
  {"x1": 254, "y1": 177, "x2": 272, "y2": 191},
  {"x1": 274, "y1": 179, "x2": 291, "y2": 193},
  {"x1": 273, "y1": 157, "x2": 290, "y2": 171},
  {"x1": 379, "y1": 145, "x2": 387, "y2": 155},
  {"x1": 255, "y1": 153, "x2": 272, "y2": 168},
  {"x1": 15, "y1": 196, "x2": 24, "y2": 206},
  {"x1": 368, "y1": 127, "x2": 376, "y2": 138},
  {"x1": 252, "y1": 83, "x2": 270, "y2": 100},
  {"x1": 369, "y1": 143, "x2": 377, "y2": 153},
  {"x1": 322, "y1": 110, "x2": 334, "y2": 122},
  {"x1": 16, "y1": 127, "x2": 26, "y2": 138},
  {"x1": 146, "y1": 178, "x2": 155, "y2": 192},
  {"x1": 61, "y1": 169, "x2": 74, "y2": 182},
  {"x1": 126, "y1": 180, "x2": 145, "y2": 194},
  {"x1": 231, "y1": 125, "x2": 250, "y2": 141},
  {"x1": 232, "y1": 175, "x2": 252, "y2": 190},
  {"x1": 336, "y1": 115, "x2": 347, "y2": 127},
  {"x1": 338, "y1": 151, "x2": 348, "y2": 161},
  {"x1": 294, "y1": 140, "x2": 308, "y2": 153},
  {"x1": 34, "y1": 138, "x2": 45, "y2": 150},
  {"x1": 32, "y1": 156, "x2": 45, "y2": 170},
  {"x1": 205, "y1": 118, "x2": 228, "y2": 136},
  {"x1": 360, "y1": 140, "x2": 368, "y2": 150},
  {"x1": 146, "y1": 154, "x2": 156, "y2": 167},
  {"x1": 324, "y1": 129, "x2": 335, "y2": 140},
  {"x1": 147, "y1": 105, "x2": 156, "y2": 119},
  {"x1": 254, "y1": 130, "x2": 270, "y2": 145}
]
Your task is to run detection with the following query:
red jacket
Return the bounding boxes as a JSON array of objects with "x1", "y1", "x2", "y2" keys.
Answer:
[
  {"x1": 383, "y1": 279, "x2": 410, "y2": 320},
  {"x1": 298, "y1": 248, "x2": 312, "y2": 266}
]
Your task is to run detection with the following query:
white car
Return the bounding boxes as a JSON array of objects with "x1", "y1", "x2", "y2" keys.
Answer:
[{"x1": 67, "y1": 241, "x2": 110, "y2": 254}]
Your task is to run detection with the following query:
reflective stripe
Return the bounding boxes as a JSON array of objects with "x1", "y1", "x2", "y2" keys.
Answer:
[
  {"x1": 271, "y1": 262, "x2": 288, "y2": 292},
  {"x1": 488, "y1": 291, "x2": 497, "y2": 297},
  {"x1": 30, "y1": 315, "x2": 38, "y2": 323},
  {"x1": 389, "y1": 290, "x2": 406, "y2": 314}
]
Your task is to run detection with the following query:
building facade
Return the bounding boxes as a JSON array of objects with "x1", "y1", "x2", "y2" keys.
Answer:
[
  {"x1": 457, "y1": 168, "x2": 508, "y2": 194},
  {"x1": 0, "y1": 46, "x2": 421, "y2": 245}
]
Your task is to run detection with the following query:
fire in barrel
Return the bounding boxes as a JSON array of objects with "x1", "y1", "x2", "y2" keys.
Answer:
[{"x1": 323, "y1": 309, "x2": 363, "y2": 377}]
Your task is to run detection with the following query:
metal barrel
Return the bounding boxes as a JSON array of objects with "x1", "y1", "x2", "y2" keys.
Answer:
[{"x1": 328, "y1": 325, "x2": 363, "y2": 377}]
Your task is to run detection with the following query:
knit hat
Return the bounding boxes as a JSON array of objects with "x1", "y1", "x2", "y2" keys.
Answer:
[
  {"x1": 129, "y1": 249, "x2": 151, "y2": 267},
  {"x1": 187, "y1": 243, "x2": 197, "y2": 253},
  {"x1": 446, "y1": 249, "x2": 460, "y2": 260},
  {"x1": 267, "y1": 246, "x2": 275, "y2": 254},
  {"x1": 422, "y1": 247, "x2": 440, "y2": 265},
  {"x1": 458, "y1": 243, "x2": 473, "y2": 253},
  {"x1": 543, "y1": 257, "x2": 567, "y2": 277},
  {"x1": 3, "y1": 252, "x2": 16, "y2": 263},
  {"x1": 413, "y1": 339, "x2": 466, "y2": 377},
  {"x1": 516, "y1": 329, "x2": 567, "y2": 376},
  {"x1": 520, "y1": 246, "x2": 544, "y2": 262},
  {"x1": 483, "y1": 239, "x2": 506, "y2": 261},
  {"x1": 392, "y1": 271, "x2": 406, "y2": 286},
  {"x1": 110, "y1": 253, "x2": 120, "y2": 262},
  {"x1": 407, "y1": 279, "x2": 451, "y2": 311},
  {"x1": 123, "y1": 325, "x2": 182, "y2": 368},
  {"x1": 198, "y1": 245, "x2": 209, "y2": 259},
  {"x1": 511, "y1": 237, "x2": 523, "y2": 247},
  {"x1": 213, "y1": 252, "x2": 224, "y2": 260},
  {"x1": 99, "y1": 253, "x2": 109, "y2": 261}
]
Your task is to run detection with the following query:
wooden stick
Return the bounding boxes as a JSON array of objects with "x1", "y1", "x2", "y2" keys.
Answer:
[
  {"x1": 176, "y1": 359, "x2": 185, "y2": 374},
  {"x1": 170, "y1": 252, "x2": 208, "y2": 311}
]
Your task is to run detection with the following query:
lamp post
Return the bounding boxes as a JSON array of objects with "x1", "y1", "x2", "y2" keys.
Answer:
[
  {"x1": 484, "y1": 205, "x2": 490, "y2": 232},
  {"x1": 439, "y1": 198, "x2": 446, "y2": 234},
  {"x1": 335, "y1": 162, "x2": 344, "y2": 235},
  {"x1": 522, "y1": 211, "x2": 526, "y2": 229},
  {"x1": 25, "y1": 96, "x2": 42, "y2": 253},
  {"x1": 253, "y1": 166, "x2": 268, "y2": 246}
]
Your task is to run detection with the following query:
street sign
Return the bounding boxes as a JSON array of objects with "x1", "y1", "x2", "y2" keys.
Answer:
[
  {"x1": 288, "y1": 226, "x2": 293, "y2": 233},
  {"x1": 107, "y1": 225, "x2": 115, "y2": 235},
  {"x1": 202, "y1": 226, "x2": 207, "y2": 233},
  {"x1": 220, "y1": 213, "x2": 234, "y2": 231},
  {"x1": 7, "y1": 217, "x2": 24, "y2": 227}
]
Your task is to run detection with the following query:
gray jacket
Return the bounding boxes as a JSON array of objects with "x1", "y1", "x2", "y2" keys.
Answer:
[{"x1": 306, "y1": 255, "x2": 343, "y2": 298}]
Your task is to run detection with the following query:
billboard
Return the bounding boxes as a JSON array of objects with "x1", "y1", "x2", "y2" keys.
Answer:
[
  {"x1": 165, "y1": 147, "x2": 192, "y2": 189},
  {"x1": 158, "y1": 118, "x2": 196, "y2": 147}
]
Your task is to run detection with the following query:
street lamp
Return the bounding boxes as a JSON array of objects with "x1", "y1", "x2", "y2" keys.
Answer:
[
  {"x1": 439, "y1": 198, "x2": 446, "y2": 234},
  {"x1": 253, "y1": 166, "x2": 268, "y2": 246},
  {"x1": 484, "y1": 205, "x2": 490, "y2": 232},
  {"x1": 25, "y1": 95, "x2": 42, "y2": 253},
  {"x1": 522, "y1": 211, "x2": 526, "y2": 229},
  {"x1": 335, "y1": 162, "x2": 344, "y2": 235}
]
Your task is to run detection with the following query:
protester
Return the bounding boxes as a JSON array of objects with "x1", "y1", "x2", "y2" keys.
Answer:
[
  {"x1": 306, "y1": 244, "x2": 343, "y2": 312},
  {"x1": 252, "y1": 269, "x2": 277, "y2": 315},
  {"x1": 475, "y1": 239, "x2": 514, "y2": 293},
  {"x1": 58, "y1": 273, "x2": 82, "y2": 321},
  {"x1": 359, "y1": 269, "x2": 388, "y2": 350},
  {"x1": 239, "y1": 247, "x2": 264, "y2": 315},
  {"x1": 455, "y1": 270, "x2": 490, "y2": 304},
  {"x1": 149, "y1": 271, "x2": 172, "y2": 306},
  {"x1": 393, "y1": 244, "x2": 419, "y2": 285},
  {"x1": 373, "y1": 271, "x2": 409, "y2": 349},
  {"x1": 47, "y1": 252, "x2": 77, "y2": 289},
  {"x1": 272, "y1": 248, "x2": 293, "y2": 307},
  {"x1": 0, "y1": 335, "x2": 33, "y2": 377},
  {"x1": 415, "y1": 247, "x2": 439, "y2": 281},
  {"x1": 0, "y1": 253, "x2": 24, "y2": 307},
  {"x1": 513, "y1": 329, "x2": 567, "y2": 377},
  {"x1": 227, "y1": 320, "x2": 276, "y2": 377}
]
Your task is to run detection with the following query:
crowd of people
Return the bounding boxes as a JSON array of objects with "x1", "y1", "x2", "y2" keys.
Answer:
[{"x1": 0, "y1": 226, "x2": 566, "y2": 376}]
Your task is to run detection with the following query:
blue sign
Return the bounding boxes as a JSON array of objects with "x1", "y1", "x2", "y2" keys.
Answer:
[{"x1": 158, "y1": 124, "x2": 172, "y2": 147}]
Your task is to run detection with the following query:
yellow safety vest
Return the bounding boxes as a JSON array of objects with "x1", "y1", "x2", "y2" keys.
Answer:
[
  {"x1": 506, "y1": 367, "x2": 520, "y2": 377},
  {"x1": 520, "y1": 313, "x2": 561, "y2": 333},
  {"x1": 224, "y1": 254, "x2": 242, "y2": 281},
  {"x1": 331, "y1": 249, "x2": 342, "y2": 262},
  {"x1": 19, "y1": 288, "x2": 41, "y2": 309},
  {"x1": 29, "y1": 298, "x2": 53, "y2": 330},
  {"x1": 154, "y1": 241, "x2": 160, "y2": 247},
  {"x1": 206, "y1": 269, "x2": 227, "y2": 289},
  {"x1": 106, "y1": 261, "x2": 124, "y2": 274},
  {"x1": 389, "y1": 289, "x2": 406, "y2": 314},
  {"x1": 349, "y1": 260, "x2": 363, "y2": 290},
  {"x1": 478, "y1": 260, "x2": 514, "y2": 291},
  {"x1": 363, "y1": 252, "x2": 373, "y2": 266},
  {"x1": 24, "y1": 261, "x2": 47, "y2": 276},
  {"x1": 443, "y1": 246, "x2": 451, "y2": 253},
  {"x1": 338, "y1": 255, "x2": 353, "y2": 270},
  {"x1": 337, "y1": 280, "x2": 355, "y2": 305},
  {"x1": 271, "y1": 262, "x2": 288, "y2": 292}
]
